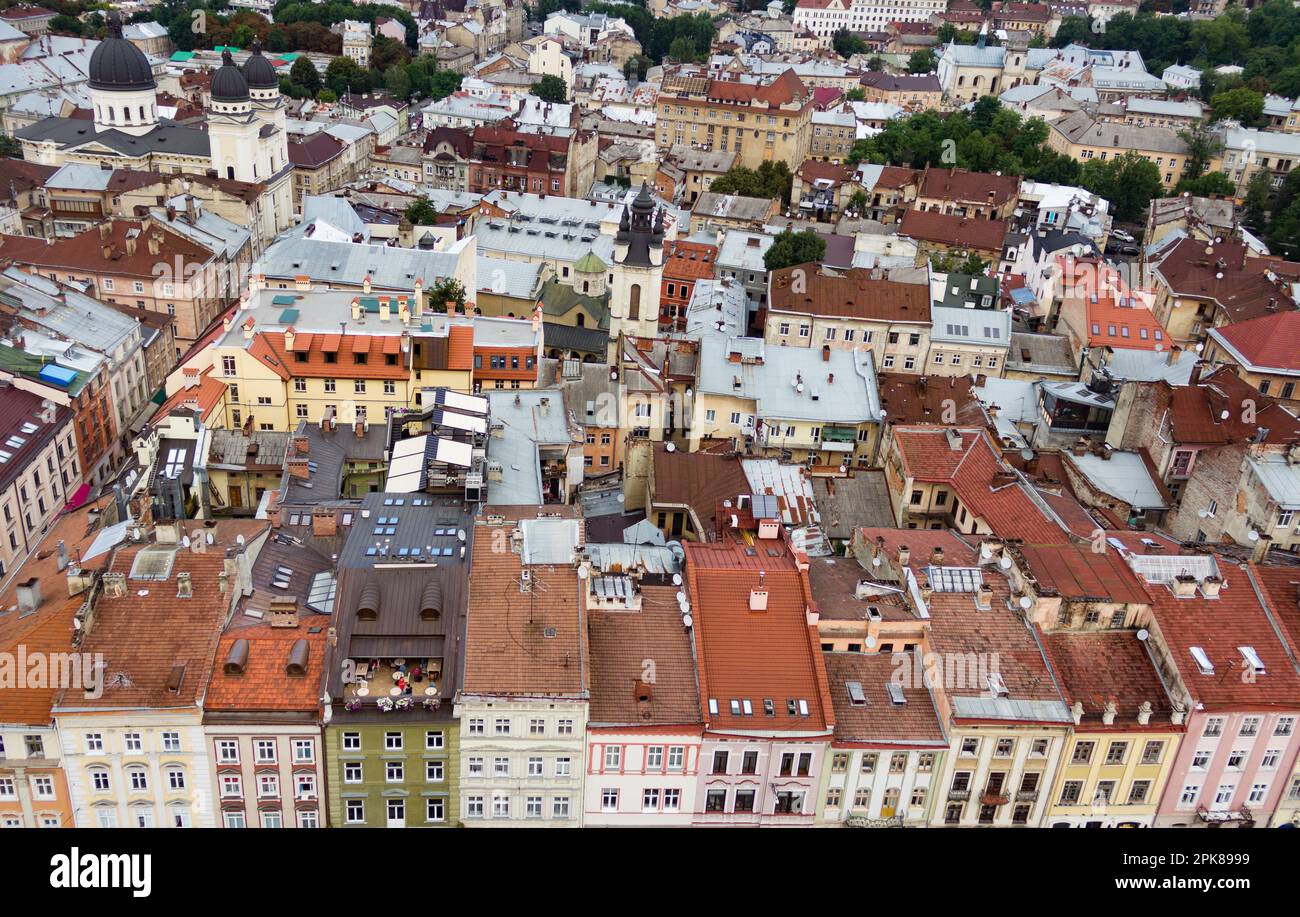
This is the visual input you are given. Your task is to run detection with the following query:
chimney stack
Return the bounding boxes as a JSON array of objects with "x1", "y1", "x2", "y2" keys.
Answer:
[{"x1": 15, "y1": 578, "x2": 41, "y2": 615}]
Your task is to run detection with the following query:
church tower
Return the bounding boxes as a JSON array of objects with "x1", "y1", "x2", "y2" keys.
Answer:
[
  {"x1": 240, "y1": 41, "x2": 295, "y2": 236},
  {"x1": 607, "y1": 182, "x2": 664, "y2": 358},
  {"x1": 89, "y1": 12, "x2": 158, "y2": 136},
  {"x1": 206, "y1": 51, "x2": 261, "y2": 183}
]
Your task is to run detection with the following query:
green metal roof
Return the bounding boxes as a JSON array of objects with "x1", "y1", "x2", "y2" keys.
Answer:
[
  {"x1": 170, "y1": 51, "x2": 195, "y2": 62},
  {"x1": 279, "y1": 308, "x2": 300, "y2": 324},
  {"x1": 574, "y1": 250, "x2": 607, "y2": 274}
]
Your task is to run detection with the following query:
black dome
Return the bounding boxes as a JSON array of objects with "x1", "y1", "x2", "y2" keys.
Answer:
[
  {"x1": 242, "y1": 40, "x2": 279, "y2": 89},
  {"x1": 211, "y1": 51, "x2": 250, "y2": 102},
  {"x1": 89, "y1": 13, "x2": 156, "y2": 92}
]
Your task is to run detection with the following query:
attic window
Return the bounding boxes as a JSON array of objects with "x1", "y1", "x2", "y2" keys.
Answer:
[
  {"x1": 985, "y1": 672, "x2": 1008, "y2": 697},
  {"x1": 286, "y1": 638, "x2": 309, "y2": 677},
  {"x1": 1238, "y1": 646, "x2": 1266, "y2": 675},
  {"x1": 846, "y1": 681, "x2": 866, "y2": 706},
  {"x1": 729, "y1": 699, "x2": 741, "y2": 715},
  {"x1": 1189, "y1": 645, "x2": 1214, "y2": 676},
  {"x1": 763, "y1": 698, "x2": 775, "y2": 716},
  {"x1": 798, "y1": 699, "x2": 810, "y2": 717},
  {"x1": 886, "y1": 683, "x2": 906, "y2": 706},
  {"x1": 223, "y1": 639, "x2": 248, "y2": 675},
  {"x1": 708, "y1": 698, "x2": 719, "y2": 716}
]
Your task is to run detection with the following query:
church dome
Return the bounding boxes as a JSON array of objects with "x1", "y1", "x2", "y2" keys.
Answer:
[
  {"x1": 242, "y1": 40, "x2": 279, "y2": 89},
  {"x1": 89, "y1": 12, "x2": 156, "y2": 92},
  {"x1": 212, "y1": 51, "x2": 251, "y2": 102}
]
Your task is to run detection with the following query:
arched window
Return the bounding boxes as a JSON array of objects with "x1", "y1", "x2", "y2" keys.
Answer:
[
  {"x1": 575, "y1": 313, "x2": 585, "y2": 327},
  {"x1": 628, "y1": 284, "x2": 641, "y2": 321}
]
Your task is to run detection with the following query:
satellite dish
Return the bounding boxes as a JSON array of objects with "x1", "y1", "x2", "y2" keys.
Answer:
[
  {"x1": 1000, "y1": 555, "x2": 1012, "y2": 569},
  {"x1": 871, "y1": 555, "x2": 881, "y2": 566},
  {"x1": 665, "y1": 442, "x2": 676, "y2": 452},
  {"x1": 1154, "y1": 343, "x2": 1163, "y2": 352},
  {"x1": 577, "y1": 565, "x2": 588, "y2": 579},
  {"x1": 206, "y1": 532, "x2": 214, "y2": 544},
  {"x1": 1220, "y1": 410, "x2": 1229, "y2": 420},
  {"x1": 1020, "y1": 447, "x2": 1034, "y2": 461},
  {"x1": 677, "y1": 591, "x2": 687, "y2": 604},
  {"x1": 1018, "y1": 595, "x2": 1033, "y2": 610},
  {"x1": 236, "y1": 534, "x2": 245, "y2": 546},
  {"x1": 457, "y1": 529, "x2": 466, "y2": 542},
  {"x1": 1194, "y1": 343, "x2": 1203, "y2": 353},
  {"x1": 672, "y1": 573, "x2": 682, "y2": 586},
  {"x1": 1136, "y1": 628, "x2": 1150, "y2": 642},
  {"x1": 1248, "y1": 530, "x2": 1260, "y2": 542},
  {"x1": 181, "y1": 535, "x2": 191, "y2": 548},
  {"x1": 682, "y1": 613, "x2": 693, "y2": 628}
]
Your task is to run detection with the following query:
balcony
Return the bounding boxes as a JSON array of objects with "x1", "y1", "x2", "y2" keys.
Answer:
[
  {"x1": 947, "y1": 788, "x2": 971, "y2": 801},
  {"x1": 980, "y1": 791, "x2": 1010, "y2": 807},
  {"x1": 1015, "y1": 789, "x2": 1039, "y2": 803}
]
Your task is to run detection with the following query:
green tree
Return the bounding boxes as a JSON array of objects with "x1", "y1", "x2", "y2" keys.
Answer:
[
  {"x1": 908, "y1": 49, "x2": 936, "y2": 74},
  {"x1": 764, "y1": 229, "x2": 827, "y2": 272},
  {"x1": 290, "y1": 56, "x2": 321, "y2": 96},
  {"x1": 427, "y1": 277, "x2": 468, "y2": 313},
  {"x1": 385, "y1": 65, "x2": 412, "y2": 100},
  {"x1": 667, "y1": 34, "x2": 699, "y2": 62},
  {"x1": 1080, "y1": 152, "x2": 1164, "y2": 223},
  {"x1": 1175, "y1": 171, "x2": 1236, "y2": 197},
  {"x1": 1210, "y1": 86, "x2": 1265, "y2": 126},
  {"x1": 832, "y1": 29, "x2": 866, "y2": 59},
  {"x1": 317, "y1": 88, "x2": 337, "y2": 103},
  {"x1": 530, "y1": 74, "x2": 569, "y2": 103},
  {"x1": 0, "y1": 133, "x2": 21, "y2": 157},
  {"x1": 428, "y1": 68, "x2": 463, "y2": 101},
  {"x1": 709, "y1": 161, "x2": 794, "y2": 206},
  {"x1": 1177, "y1": 123, "x2": 1225, "y2": 182},
  {"x1": 405, "y1": 198, "x2": 439, "y2": 226}
]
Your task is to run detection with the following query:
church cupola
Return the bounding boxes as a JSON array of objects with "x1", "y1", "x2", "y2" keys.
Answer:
[{"x1": 89, "y1": 12, "x2": 159, "y2": 136}]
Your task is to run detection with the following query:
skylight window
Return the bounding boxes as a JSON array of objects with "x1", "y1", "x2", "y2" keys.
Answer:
[
  {"x1": 1190, "y1": 646, "x2": 1214, "y2": 676},
  {"x1": 846, "y1": 681, "x2": 866, "y2": 706},
  {"x1": 1239, "y1": 646, "x2": 1266, "y2": 675},
  {"x1": 708, "y1": 698, "x2": 719, "y2": 716},
  {"x1": 986, "y1": 673, "x2": 1009, "y2": 697}
]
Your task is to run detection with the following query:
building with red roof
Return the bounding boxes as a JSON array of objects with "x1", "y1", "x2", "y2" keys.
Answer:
[
  {"x1": 853, "y1": 528, "x2": 1074, "y2": 826},
  {"x1": 884, "y1": 425, "x2": 1075, "y2": 543},
  {"x1": 1121, "y1": 553, "x2": 1300, "y2": 826},
  {"x1": 685, "y1": 530, "x2": 834, "y2": 825},
  {"x1": 1205, "y1": 309, "x2": 1300, "y2": 412}
]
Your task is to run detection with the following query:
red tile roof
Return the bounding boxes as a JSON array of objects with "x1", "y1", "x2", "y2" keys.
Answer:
[
  {"x1": 204, "y1": 622, "x2": 329, "y2": 714},
  {"x1": 1016, "y1": 543, "x2": 1149, "y2": 604},
  {"x1": 0, "y1": 505, "x2": 106, "y2": 723},
  {"x1": 822, "y1": 652, "x2": 947, "y2": 745},
  {"x1": 1043, "y1": 632, "x2": 1177, "y2": 729},
  {"x1": 1145, "y1": 561, "x2": 1300, "y2": 710},
  {"x1": 1210, "y1": 310, "x2": 1300, "y2": 373},
  {"x1": 918, "y1": 166, "x2": 1019, "y2": 208},
  {"x1": 1154, "y1": 237, "x2": 1296, "y2": 324},
  {"x1": 685, "y1": 538, "x2": 833, "y2": 734},
  {"x1": 768, "y1": 264, "x2": 931, "y2": 323},
  {"x1": 651, "y1": 444, "x2": 751, "y2": 530},
  {"x1": 899, "y1": 209, "x2": 1009, "y2": 252},
  {"x1": 663, "y1": 240, "x2": 718, "y2": 283},
  {"x1": 587, "y1": 585, "x2": 701, "y2": 726},
  {"x1": 1167, "y1": 367, "x2": 1300, "y2": 445},
  {"x1": 892, "y1": 426, "x2": 1073, "y2": 543},
  {"x1": 61, "y1": 525, "x2": 266, "y2": 710},
  {"x1": 0, "y1": 219, "x2": 213, "y2": 278},
  {"x1": 463, "y1": 507, "x2": 587, "y2": 696},
  {"x1": 860, "y1": 529, "x2": 1067, "y2": 709},
  {"x1": 250, "y1": 331, "x2": 410, "y2": 381},
  {"x1": 151, "y1": 367, "x2": 227, "y2": 424}
]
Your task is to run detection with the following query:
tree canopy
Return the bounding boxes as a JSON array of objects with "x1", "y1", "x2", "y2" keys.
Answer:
[
  {"x1": 709, "y1": 161, "x2": 795, "y2": 207},
  {"x1": 764, "y1": 229, "x2": 827, "y2": 272}
]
